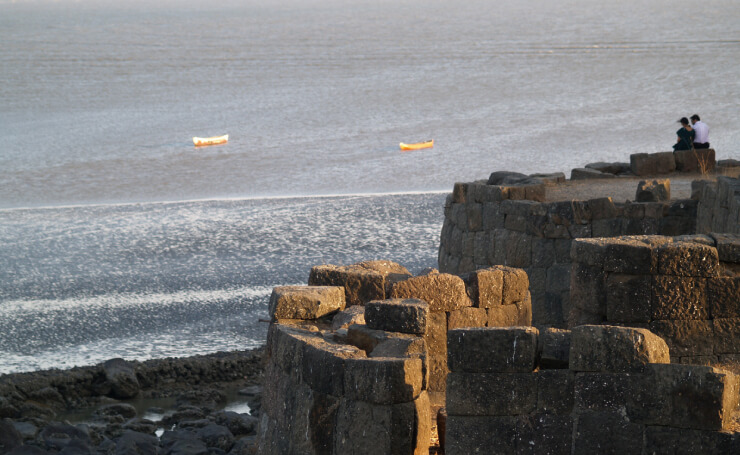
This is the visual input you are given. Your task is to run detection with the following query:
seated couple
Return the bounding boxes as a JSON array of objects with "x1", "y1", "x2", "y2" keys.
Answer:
[{"x1": 673, "y1": 114, "x2": 710, "y2": 151}]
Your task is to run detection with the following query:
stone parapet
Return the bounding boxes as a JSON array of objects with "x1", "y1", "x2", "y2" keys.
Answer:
[
  {"x1": 569, "y1": 234, "x2": 740, "y2": 369},
  {"x1": 256, "y1": 260, "x2": 533, "y2": 454},
  {"x1": 444, "y1": 325, "x2": 740, "y2": 454}
]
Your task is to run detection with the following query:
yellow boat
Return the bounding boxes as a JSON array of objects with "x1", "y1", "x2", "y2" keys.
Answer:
[
  {"x1": 193, "y1": 134, "x2": 228, "y2": 147},
  {"x1": 399, "y1": 140, "x2": 433, "y2": 151}
]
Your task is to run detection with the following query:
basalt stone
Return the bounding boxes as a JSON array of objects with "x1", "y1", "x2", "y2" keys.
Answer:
[
  {"x1": 448, "y1": 327, "x2": 538, "y2": 373},
  {"x1": 389, "y1": 273, "x2": 472, "y2": 312},
  {"x1": 39, "y1": 423, "x2": 91, "y2": 451},
  {"x1": 573, "y1": 411, "x2": 644, "y2": 454},
  {"x1": 538, "y1": 328, "x2": 571, "y2": 369},
  {"x1": 447, "y1": 307, "x2": 487, "y2": 330},
  {"x1": 642, "y1": 363, "x2": 740, "y2": 430},
  {"x1": 713, "y1": 318, "x2": 740, "y2": 355},
  {"x1": 196, "y1": 424, "x2": 234, "y2": 452},
  {"x1": 213, "y1": 411, "x2": 259, "y2": 436},
  {"x1": 571, "y1": 167, "x2": 615, "y2": 180},
  {"x1": 365, "y1": 298, "x2": 429, "y2": 335},
  {"x1": 536, "y1": 369, "x2": 575, "y2": 414},
  {"x1": 517, "y1": 413, "x2": 574, "y2": 455},
  {"x1": 308, "y1": 261, "x2": 412, "y2": 306},
  {"x1": 569, "y1": 263, "x2": 606, "y2": 314},
  {"x1": 8, "y1": 446, "x2": 53, "y2": 455},
  {"x1": 630, "y1": 151, "x2": 676, "y2": 176},
  {"x1": 346, "y1": 323, "x2": 418, "y2": 354},
  {"x1": 0, "y1": 420, "x2": 22, "y2": 453},
  {"x1": 330, "y1": 305, "x2": 365, "y2": 331},
  {"x1": 708, "y1": 277, "x2": 740, "y2": 318},
  {"x1": 302, "y1": 338, "x2": 365, "y2": 396},
  {"x1": 92, "y1": 403, "x2": 137, "y2": 420},
  {"x1": 644, "y1": 425, "x2": 740, "y2": 455},
  {"x1": 465, "y1": 267, "x2": 504, "y2": 308},
  {"x1": 529, "y1": 172, "x2": 566, "y2": 185},
  {"x1": 444, "y1": 415, "x2": 518, "y2": 455},
  {"x1": 710, "y1": 233, "x2": 740, "y2": 262},
  {"x1": 606, "y1": 274, "x2": 652, "y2": 323},
  {"x1": 585, "y1": 162, "x2": 630, "y2": 175},
  {"x1": 428, "y1": 355, "x2": 449, "y2": 393},
  {"x1": 102, "y1": 358, "x2": 140, "y2": 399},
  {"x1": 656, "y1": 241, "x2": 719, "y2": 277},
  {"x1": 370, "y1": 336, "x2": 428, "y2": 391},
  {"x1": 487, "y1": 298, "x2": 531, "y2": 328},
  {"x1": 114, "y1": 430, "x2": 159, "y2": 455},
  {"x1": 487, "y1": 171, "x2": 529, "y2": 185},
  {"x1": 424, "y1": 311, "x2": 447, "y2": 356},
  {"x1": 446, "y1": 372, "x2": 537, "y2": 416},
  {"x1": 636, "y1": 178, "x2": 671, "y2": 202},
  {"x1": 603, "y1": 237, "x2": 658, "y2": 274},
  {"x1": 269, "y1": 285, "x2": 345, "y2": 320},
  {"x1": 589, "y1": 197, "x2": 620, "y2": 220},
  {"x1": 674, "y1": 148, "x2": 716, "y2": 173},
  {"x1": 570, "y1": 325, "x2": 669, "y2": 373},
  {"x1": 649, "y1": 319, "x2": 714, "y2": 357},
  {"x1": 344, "y1": 357, "x2": 423, "y2": 405},
  {"x1": 652, "y1": 275, "x2": 708, "y2": 320}
]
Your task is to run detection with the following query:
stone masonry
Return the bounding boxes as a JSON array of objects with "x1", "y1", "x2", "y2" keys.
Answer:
[
  {"x1": 257, "y1": 260, "x2": 532, "y2": 454},
  {"x1": 444, "y1": 325, "x2": 740, "y2": 454},
  {"x1": 570, "y1": 233, "x2": 740, "y2": 370}
]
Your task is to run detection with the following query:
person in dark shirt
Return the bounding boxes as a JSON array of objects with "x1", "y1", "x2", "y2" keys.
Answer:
[{"x1": 673, "y1": 117, "x2": 695, "y2": 151}]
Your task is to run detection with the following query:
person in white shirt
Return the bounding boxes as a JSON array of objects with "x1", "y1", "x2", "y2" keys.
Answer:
[{"x1": 690, "y1": 114, "x2": 710, "y2": 149}]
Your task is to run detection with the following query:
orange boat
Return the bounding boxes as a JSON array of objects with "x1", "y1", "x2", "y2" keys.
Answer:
[
  {"x1": 193, "y1": 134, "x2": 228, "y2": 147},
  {"x1": 399, "y1": 140, "x2": 433, "y2": 151}
]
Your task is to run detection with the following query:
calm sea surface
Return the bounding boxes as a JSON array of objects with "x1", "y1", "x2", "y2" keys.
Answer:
[{"x1": 1, "y1": 0, "x2": 738, "y2": 373}]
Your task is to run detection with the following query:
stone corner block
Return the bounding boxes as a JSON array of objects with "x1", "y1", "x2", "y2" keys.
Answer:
[
  {"x1": 570, "y1": 325, "x2": 670, "y2": 373},
  {"x1": 448, "y1": 327, "x2": 539, "y2": 373},
  {"x1": 389, "y1": 273, "x2": 472, "y2": 312},
  {"x1": 365, "y1": 298, "x2": 429, "y2": 335},
  {"x1": 343, "y1": 356, "x2": 423, "y2": 405},
  {"x1": 269, "y1": 285, "x2": 346, "y2": 320}
]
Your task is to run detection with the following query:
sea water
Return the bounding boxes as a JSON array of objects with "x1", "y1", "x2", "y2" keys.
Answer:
[{"x1": 0, "y1": 0, "x2": 738, "y2": 373}]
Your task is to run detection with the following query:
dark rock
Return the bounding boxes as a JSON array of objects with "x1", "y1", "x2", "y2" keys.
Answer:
[
  {"x1": 10, "y1": 422, "x2": 38, "y2": 441},
  {"x1": 114, "y1": 430, "x2": 159, "y2": 455},
  {"x1": 162, "y1": 407, "x2": 207, "y2": 426},
  {"x1": 93, "y1": 403, "x2": 138, "y2": 420},
  {"x1": 0, "y1": 420, "x2": 23, "y2": 453},
  {"x1": 538, "y1": 328, "x2": 571, "y2": 368},
  {"x1": 571, "y1": 168, "x2": 616, "y2": 180},
  {"x1": 447, "y1": 327, "x2": 539, "y2": 373},
  {"x1": 487, "y1": 171, "x2": 528, "y2": 185},
  {"x1": 175, "y1": 389, "x2": 226, "y2": 408},
  {"x1": 585, "y1": 161, "x2": 631, "y2": 175},
  {"x1": 57, "y1": 438, "x2": 94, "y2": 455},
  {"x1": 122, "y1": 419, "x2": 158, "y2": 435},
  {"x1": 212, "y1": 411, "x2": 258, "y2": 437},
  {"x1": 196, "y1": 424, "x2": 234, "y2": 452},
  {"x1": 570, "y1": 325, "x2": 669, "y2": 373},
  {"x1": 178, "y1": 419, "x2": 213, "y2": 429},
  {"x1": 227, "y1": 436, "x2": 257, "y2": 455},
  {"x1": 636, "y1": 179, "x2": 671, "y2": 202},
  {"x1": 364, "y1": 298, "x2": 429, "y2": 335},
  {"x1": 6, "y1": 446, "x2": 51, "y2": 455},
  {"x1": 330, "y1": 305, "x2": 365, "y2": 331},
  {"x1": 38, "y1": 423, "x2": 91, "y2": 451},
  {"x1": 103, "y1": 359, "x2": 140, "y2": 399},
  {"x1": 308, "y1": 261, "x2": 411, "y2": 307}
]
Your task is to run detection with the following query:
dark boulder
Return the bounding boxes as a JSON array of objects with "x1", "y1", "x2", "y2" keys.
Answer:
[
  {"x1": 114, "y1": 430, "x2": 159, "y2": 455},
  {"x1": 0, "y1": 420, "x2": 23, "y2": 453},
  {"x1": 196, "y1": 424, "x2": 234, "y2": 452},
  {"x1": 38, "y1": 423, "x2": 91, "y2": 451},
  {"x1": 103, "y1": 359, "x2": 140, "y2": 399},
  {"x1": 213, "y1": 411, "x2": 258, "y2": 436}
]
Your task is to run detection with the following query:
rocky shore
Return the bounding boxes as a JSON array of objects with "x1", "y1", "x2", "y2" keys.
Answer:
[{"x1": 0, "y1": 348, "x2": 265, "y2": 455}]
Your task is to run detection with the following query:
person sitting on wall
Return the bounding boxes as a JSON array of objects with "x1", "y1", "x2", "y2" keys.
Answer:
[
  {"x1": 690, "y1": 114, "x2": 710, "y2": 149},
  {"x1": 673, "y1": 117, "x2": 695, "y2": 151}
]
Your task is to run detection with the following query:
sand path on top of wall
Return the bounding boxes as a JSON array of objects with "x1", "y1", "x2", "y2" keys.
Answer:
[{"x1": 545, "y1": 173, "x2": 713, "y2": 203}]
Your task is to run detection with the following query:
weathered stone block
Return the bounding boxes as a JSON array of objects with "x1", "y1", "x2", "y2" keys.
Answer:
[
  {"x1": 606, "y1": 274, "x2": 652, "y2": 323},
  {"x1": 630, "y1": 151, "x2": 676, "y2": 176},
  {"x1": 452, "y1": 182, "x2": 468, "y2": 203},
  {"x1": 713, "y1": 318, "x2": 740, "y2": 354},
  {"x1": 573, "y1": 411, "x2": 644, "y2": 454},
  {"x1": 302, "y1": 340, "x2": 365, "y2": 396},
  {"x1": 103, "y1": 358, "x2": 140, "y2": 399},
  {"x1": 446, "y1": 372, "x2": 537, "y2": 416},
  {"x1": 644, "y1": 425, "x2": 740, "y2": 455},
  {"x1": 708, "y1": 277, "x2": 740, "y2": 318},
  {"x1": 331, "y1": 305, "x2": 365, "y2": 331},
  {"x1": 531, "y1": 238, "x2": 556, "y2": 268},
  {"x1": 487, "y1": 298, "x2": 531, "y2": 328},
  {"x1": 656, "y1": 241, "x2": 719, "y2": 277},
  {"x1": 574, "y1": 372, "x2": 637, "y2": 413},
  {"x1": 516, "y1": 414, "x2": 573, "y2": 455},
  {"x1": 505, "y1": 231, "x2": 533, "y2": 268},
  {"x1": 636, "y1": 178, "x2": 671, "y2": 202},
  {"x1": 495, "y1": 265, "x2": 529, "y2": 305},
  {"x1": 447, "y1": 307, "x2": 488, "y2": 330},
  {"x1": 427, "y1": 355, "x2": 448, "y2": 393},
  {"x1": 569, "y1": 263, "x2": 606, "y2": 314},
  {"x1": 603, "y1": 237, "x2": 658, "y2": 274},
  {"x1": 546, "y1": 263, "x2": 571, "y2": 293},
  {"x1": 269, "y1": 285, "x2": 346, "y2": 320},
  {"x1": 482, "y1": 202, "x2": 505, "y2": 230},
  {"x1": 424, "y1": 311, "x2": 447, "y2": 356},
  {"x1": 538, "y1": 328, "x2": 571, "y2": 368},
  {"x1": 346, "y1": 323, "x2": 418, "y2": 354},
  {"x1": 592, "y1": 218, "x2": 624, "y2": 237},
  {"x1": 710, "y1": 233, "x2": 740, "y2": 262},
  {"x1": 370, "y1": 336, "x2": 428, "y2": 390},
  {"x1": 389, "y1": 273, "x2": 472, "y2": 312},
  {"x1": 466, "y1": 267, "x2": 503, "y2": 308},
  {"x1": 674, "y1": 148, "x2": 716, "y2": 173},
  {"x1": 585, "y1": 162, "x2": 630, "y2": 175},
  {"x1": 444, "y1": 415, "x2": 518, "y2": 455},
  {"x1": 642, "y1": 363, "x2": 740, "y2": 430},
  {"x1": 333, "y1": 392, "x2": 431, "y2": 455},
  {"x1": 536, "y1": 369, "x2": 575, "y2": 414},
  {"x1": 344, "y1": 357, "x2": 423, "y2": 405},
  {"x1": 571, "y1": 167, "x2": 616, "y2": 180},
  {"x1": 652, "y1": 275, "x2": 708, "y2": 320},
  {"x1": 267, "y1": 324, "x2": 314, "y2": 378},
  {"x1": 364, "y1": 298, "x2": 429, "y2": 335},
  {"x1": 649, "y1": 319, "x2": 714, "y2": 356},
  {"x1": 308, "y1": 261, "x2": 411, "y2": 306},
  {"x1": 447, "y1": 327, "x2": 539, "y2": 373},
  {"x1": 570, "y1": 325, "x2": 670, "y2": 373}
]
